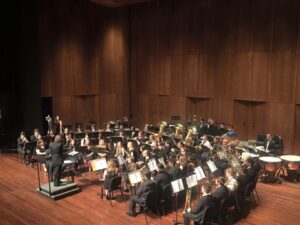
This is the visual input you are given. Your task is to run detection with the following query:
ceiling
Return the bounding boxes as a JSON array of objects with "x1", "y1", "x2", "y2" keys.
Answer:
[{"x1": 88, "y1": 0, "x2": 150, "y2": 7}]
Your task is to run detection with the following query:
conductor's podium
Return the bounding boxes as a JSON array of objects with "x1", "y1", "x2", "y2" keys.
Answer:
[{"x1": 36, "y1": 179, "x2": 80, "y2": 200}]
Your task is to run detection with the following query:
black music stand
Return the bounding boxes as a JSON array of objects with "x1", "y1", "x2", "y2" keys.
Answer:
[{"x1": 171, "y1": 178, "x2": 185, "y2": 225}]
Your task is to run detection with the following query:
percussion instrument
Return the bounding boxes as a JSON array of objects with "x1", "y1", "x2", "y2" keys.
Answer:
[
  {"x1": 255, "y1": 146, "x2": 269, "y2": 153},
  {"x1": 259, "y1": 156, "x2": 282, "y2": 172},
  {"x1": 280, "y1": 155, "x2": 300, "y2": 171}
]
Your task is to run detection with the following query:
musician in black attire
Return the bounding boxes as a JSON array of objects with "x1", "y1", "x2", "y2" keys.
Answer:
[
  {"x1": 154, "y1": 163, "x2": 172, "y2": 190},
  {"x1": 30, "y1": 128, "x2": 41, "y2": 142},
  {"x1": 127, "y1": 170, "x2": 158, "y2": 217},
  {"x1": 217, "y1": 123, "x2": 228, "y2": 136},
  {"x1": 236, "y1": 168, "x2": 252, "y2": 196},
  {"x1": 264, "y1": 133, "x2": 276, "y2": 154},
  {"x1": 17, "y1": 131, "x2": 29, "y2": 164},
  {"x1": 205, "y1": 118, "x2": 218, "y2": 136},
  {"x1": 212, "y1": 177, "x2": 229, "y2": 207},
  {"x1": 167, "y1": 158, "x2": 181, "y2": 180},
  {"x1": 183, "y1": 182, "x2": 216, "y2": 225},
  {"x1": 198, "y1": 118, "x2": 207, "y2": 137},
  {"x1": 49, "y1": 135, "x2": 64, "y2": 186}
]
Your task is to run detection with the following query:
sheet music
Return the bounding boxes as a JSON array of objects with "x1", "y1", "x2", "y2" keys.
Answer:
[
  {"x1": 91, "y1": 158, "x2": 107, "y2": 171},
  {"x1": 194, "y1": 166, "x2": 206, "y2": 181},
  {"x1": 171, "y1": 179, "x2": 184, "y2": 194},
  {"x1": 128, "y1": 170, "x2": 143, "y2": 185},
  {"x1": 68, "y1": 150, "x2": 79, "y2": 156},
  {"x1": 147, "y1": 158, "x2": 158, "y2": 171},
  {"x1": 186, "y1": 174, "x2": 198, "y2": 188},
  {"x1": 207, "y1": 160, "x2": 217, "y2": 173}
]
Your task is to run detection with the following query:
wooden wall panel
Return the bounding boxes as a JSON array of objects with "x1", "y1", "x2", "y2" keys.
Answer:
[
  {"x1": 268, "y1": 103, "x2": 295, "y2": 139},
  {"x1": 170, "y1": 56, "x2": 184, "y2": 96},
  {"x1": 198, "y1": 54, "x2": 214, "y2": 98},
  {"x1": 272, "y1": 2, "x2": 298, "y2": 52},
  {"x1": 269, "y1": 51, "x2": 296, "y2": 103},
  {"x1": 213, "y1": 54, "x2": 232, "y2": 99},
  {"x1": 169, "y1": 96, "x2": 186, "y2": 122},
  {"x1": 231, "y1": 53, "x2": 252, "y2": 100},
  {"x1": 233, "y1": 101, "x2": 250, "y2": 140},
  {"x1": 251, "y1": 52, "x2": 270, "y2": 101},
  {"x1": 211, "y1": 99, "x2": 233, "y2": 125},
  {"x1": 184, "y1": 55, "x2": 200, "y2": 97},
  {"x1": 293, "y1": 105, "x2": 300, "y2": 154},
  {"x1": 52, "y1": 56, "x2": 74, "y2": 97}
]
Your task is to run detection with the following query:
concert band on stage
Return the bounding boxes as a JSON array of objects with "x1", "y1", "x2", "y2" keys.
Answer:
[{"x1": 17, "y1": 115, "x2": 299, "y2": 224}]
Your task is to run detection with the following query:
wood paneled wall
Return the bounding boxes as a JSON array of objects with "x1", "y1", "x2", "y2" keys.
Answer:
[
  {"x1": 38, "y1": 0, "x2": 130, "y2": 128},
  {"x1": 130, "y1": 0, "x2": 300, "y2": 154}
]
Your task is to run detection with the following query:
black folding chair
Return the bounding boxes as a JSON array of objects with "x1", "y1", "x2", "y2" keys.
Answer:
[
  {"x1": 107, "y1": 176, "x2": 124, "y2": 207},
  {"x1": 137, "y1": 191, "x2": 160, "y2": 225}
]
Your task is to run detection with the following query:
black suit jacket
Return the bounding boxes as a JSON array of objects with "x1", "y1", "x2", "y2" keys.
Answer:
[
  {"x1": 264, "y1": 139, "x2": 276, "y2": 153},
  {"x1": 212, "y1": 185, "x2": 229, "y2": 206},
  {"x1": 49, "y1": 142, "x2": 64, "y2": 166},
  {"x1": 237, "y1": 174, "x2": 252, "y2": 194},
  {"x1": 136, "y1": 179, "x2": 157, "y2": 199},
  {"x1": 155, "y1": 170, "x2": 171, "y2": 189},
  {"x1": 167, "y1": 166, "x2": 181, "y2": 181},
  {"x1": 205, "y1": 124, "x2": 218, "y2": 136},
  {"x1": 190, "y1": 195, "x2": 215, "y2": 214}
]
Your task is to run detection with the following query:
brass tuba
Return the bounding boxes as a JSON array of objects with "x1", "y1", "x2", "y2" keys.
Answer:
[
  {"x1": 159, "y1": 121, "x2": 168, "y2": 135},
  {"x1": 175, "y1": 123, "x2": 184, "y2": 140}
]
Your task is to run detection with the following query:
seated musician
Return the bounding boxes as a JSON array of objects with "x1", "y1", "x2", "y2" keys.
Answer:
[
  {"x1": 177, "y1": 147, "x2": 190, "y2": 163},
  {"x1": 127, "y1": 169, "x2": 158, "y2": 217},
  {"x1": 30, "y1": 128, "x2": 42, "y2": 142},
  {"x1": 17, "y1": 131, "x2": 29, "y2": 164},
  {"x1": 139, "y1": 149, "x2": 151, "y2": 164},
  {"x1": 221, "y1": 126, "x2": 239, "y2": 147},
  {"x1": 35, "y1": 139, "x2": 47, "y2": 172},
  {"x1": 183, "y1": 182, "x2": 216, "y2": 225},
  {"x1": 236, "y1": 167, "x2": 252, "y2": 196},
  {"x1": 212, "y1": 177, "x2": 230, "y2": 207},
  {"x1": 122, "y1": 157, "x2": 138, "y2": 192},
  {"x1": 102, "y1": 160, "x2": 118, "y2": 200},
  {"x1": 105, "y1": 123, "x2": 113, "y2": 132},
  {"x1": 217, "y1": 123, "x2": 228, "y2": 136},
  {"x1": 97, "y1": 139, "x2": 107, "y2": 158},
  {"x1": 114, "y1": 141, "x2": 126, "y2": 158},
  {"x1": 264, "y1": 133, "x2": 276, "y2": 154},
  {"x1": 81, "y1": 133, "x2": 90, "y2": 147},
  {"x1": 146, "y1": 134, "x2": 156, "y2": 148},
  {"x1": 91, "y1": 123, "x2": 97, "y2": 132},
  {"x1": 198, "y1": 118, "x2": 207, "y2": 137},
  {"x1": 127, "y1": 141, "x2": 138, "y2": 162},
  {"x1": 225, "y1": 168, "x2": 239, "y2": 192},
  {"x1": 205, "y1": 118, "x2": 218, "y2": 136},
  {"x1": 135, "y1": 131, "x2": 146, "y2": 144},
  {"x1": 167, "y1": 158, "x2": 181, "y2": 181},
  {"x1": 213, "y1": 150, "x2": 230, "y2": 176},
  {"x1": 154, "y1": 163, "x2": 172, "y2": 192}
]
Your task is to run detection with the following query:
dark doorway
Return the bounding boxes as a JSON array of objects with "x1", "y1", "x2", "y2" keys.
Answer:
[{"x1": 41, "y1": 97, "x2": 52, "y2": 135}]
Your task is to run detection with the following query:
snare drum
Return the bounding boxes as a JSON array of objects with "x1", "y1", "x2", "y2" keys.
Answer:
[
  {"x1": 259, "y1": 156, "x2": 282, "y2": 172},
  {"x1": 280, "y1": 155, "x2": 300, "y2": 171}
]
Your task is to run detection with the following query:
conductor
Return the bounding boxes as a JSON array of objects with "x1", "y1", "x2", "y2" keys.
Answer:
[{"x1": 49, "y1": 135, "x2": 64, "y2": 186}]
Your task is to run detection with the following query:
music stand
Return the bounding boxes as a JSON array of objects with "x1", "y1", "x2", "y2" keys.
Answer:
[
  {"x1": 147, "y1": 158, "x2": 158, "y2": 171},
  {"x1": 171, "y1": 178, "x2": 185, "y2": 225},
  {"x1": 194, "y1": 166, "x2": 206, "y2": 181},
  {"x1": 91, "y1": 158, "x2": 107, "y2": 172}
]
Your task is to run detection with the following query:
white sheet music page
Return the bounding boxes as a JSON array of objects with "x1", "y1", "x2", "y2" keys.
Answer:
[
  {"x1": 194, "y1": 166, "x2": 206, "y2": 181},
  {"x1": 207, "y1": 160, "x2": 217, "y2": 172},
  {"x1": 92, "y1": 158, "x2": 107, "y2": 171},
  {"x1": 171, "y1": 179, "x2": 184, "y2": 193},
  {"x1": 128, "y1": 171, "x2": 143, "y2": 185},
  {"x1": 147, "y1": 159, "x2": 158, "y2": 171},
  {"x1": 186, "y1": 174, "x2": 198, "y2": 188}
]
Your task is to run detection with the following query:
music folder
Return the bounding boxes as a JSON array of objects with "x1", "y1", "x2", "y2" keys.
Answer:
[
  {"x1": 171, "y1": 178, "x2": 184, "y2": 194},
  {"x1": 91, "y1": 158, "x2": 107, "y2": 172},
  {"x1": 194, "y1": 166, "x2": 206, "y2": 181},
  {"x1": 186, "y1": 174, "x2": 198, "y2": 189},
  {"x1": 158, "y1": 157, "x2": 166, "y2": 167},
  {"x1": 147, "y1": 158, "x2": 158, "y2": 171},
  {"x1": 68, "y1": 150, "x2": 79, "y2": 156},
  {"x1": 207, "y1": 160, "x2": 217, "y2": 173},
  {"x1": 128, "y1": 170, "x2": 143, "y2": 185}
]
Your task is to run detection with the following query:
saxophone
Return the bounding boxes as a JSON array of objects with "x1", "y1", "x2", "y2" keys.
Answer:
[{"x1": 183, "y1": 189, "x2": 192, "y2": 213}]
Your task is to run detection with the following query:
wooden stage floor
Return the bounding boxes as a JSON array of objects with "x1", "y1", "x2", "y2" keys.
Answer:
[{"x1": 0, "y1": 153, "x2": 299, "y2": 225}]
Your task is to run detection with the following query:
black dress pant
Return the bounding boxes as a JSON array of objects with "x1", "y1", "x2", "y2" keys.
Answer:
[
  {"x1": 52, "y1": 164, "x2": 62, "y2": 186},
  {"x1": 128, "y1": 195, "x2": 144, "y2": 214}
]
